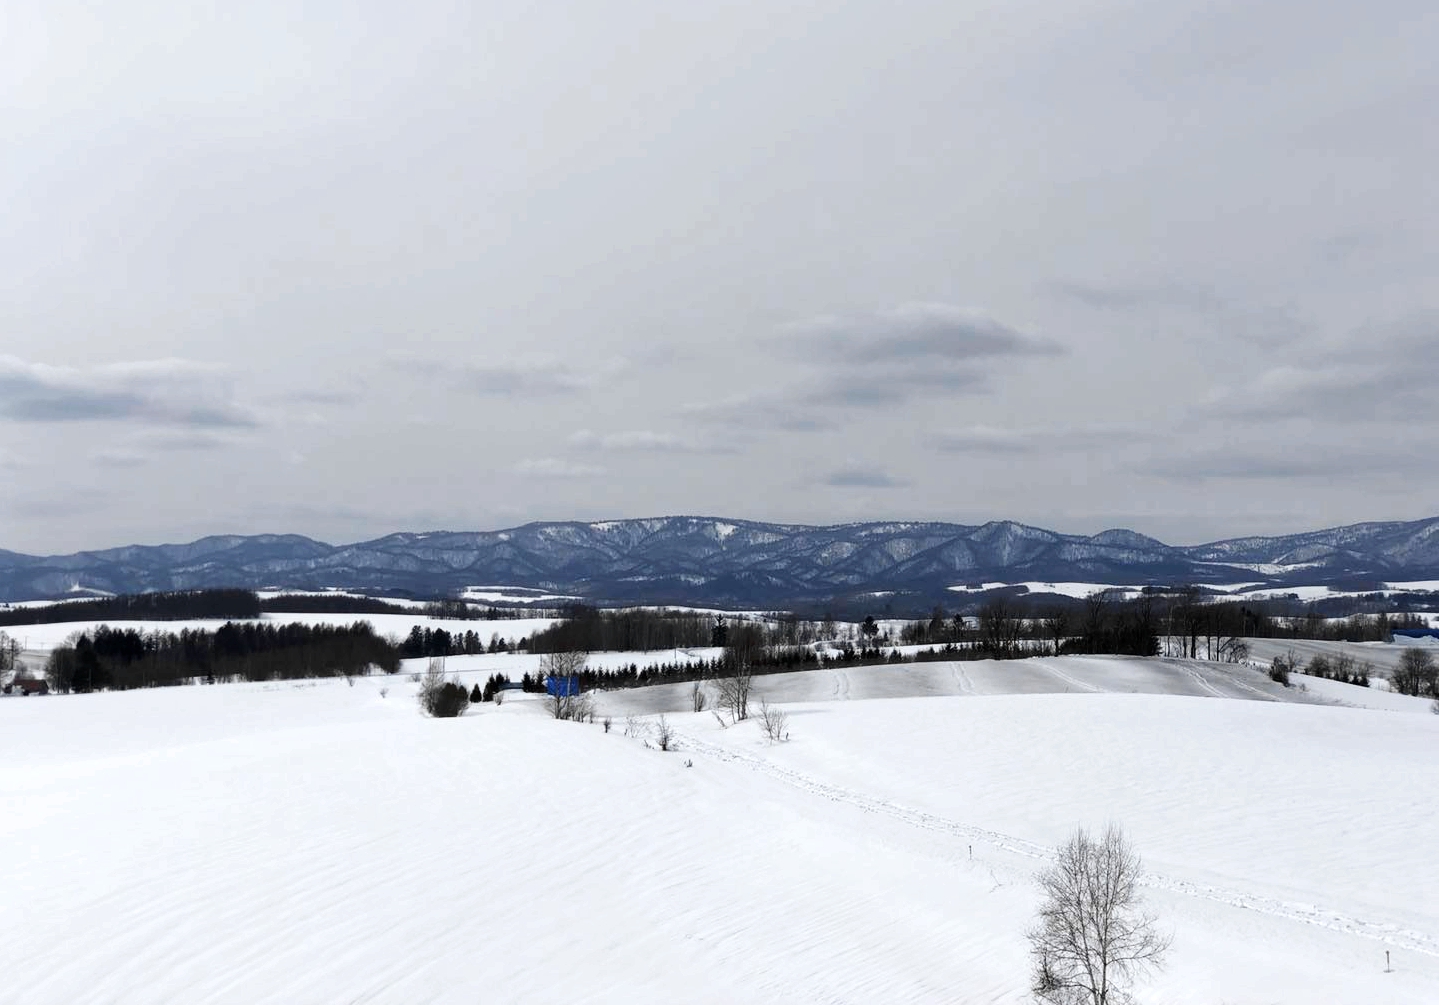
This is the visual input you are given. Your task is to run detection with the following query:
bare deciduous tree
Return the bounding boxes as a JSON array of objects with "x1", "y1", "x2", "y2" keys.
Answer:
[
  {"x1": 1028, "y1": 824, "x2": 1170, "y2": 1005},
  {"x1": 717, "y1": 625, "x2": 762, "y2": 721},
  {"x1": 1042, "y1": 608, "x2": 1070, "y2": 656},
  {"x1": 1393, "y1": 647, "x2": 1438, "y2": 697},
  {"x1": 690, "y1": 679, "x2": 708, "y2": 713},
  {"x1": 540, "y1": 650, "x2": 590, "y2": 720}
]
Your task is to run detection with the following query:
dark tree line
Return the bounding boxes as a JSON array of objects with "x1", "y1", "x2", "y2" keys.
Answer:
[
  {"x1": 258, "y1": 594, "x2": 421, "y2": 616},
  {"x1": 0, "y1": 588, "x2": 560, "y2": 629},
  {"x1": 44, "y1": 621, "x2": 401, "y2": 692},
  {"x1": 528, "y1": 606, "x2": 718, "y2": 654},
  {"x1": 399, "y1": 626, "x2": 527, "y2": 659},
  {"x1": 0, "y1": 589, "x2": 262, "y2": 627}
]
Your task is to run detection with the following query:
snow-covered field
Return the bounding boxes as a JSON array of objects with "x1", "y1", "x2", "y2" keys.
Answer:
[
  {"x1": 3, "y1": 656, "x2": 1437, "y2": 1004},
  {"x1": 1241, "y1": 637, "x2": 1433, "y2": 678}
]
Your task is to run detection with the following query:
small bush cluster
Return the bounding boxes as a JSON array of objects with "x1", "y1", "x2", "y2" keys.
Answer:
[
  {"x1": 417, "y1": 659, "x2": 470, "y2": 718},
  {"x1": 1304, "y1": 653, "x2": 1371, "y2": 688},
  {"x1": 757, "y1": 700, "x2": 789, "y2": 743},
  {"x1": 1268, "y1": 650, "x2": 1297, "y2": 687}
]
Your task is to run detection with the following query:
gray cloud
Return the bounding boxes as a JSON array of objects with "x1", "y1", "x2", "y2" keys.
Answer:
[
  {"x1": 787, "y1": 303, "x2": 1063, "y2": 363},
  {"x1": 1052, "y1": 280, "x2": 1308, "y2": 348},
  {"x1": 402, "y1": 356, "x2": 626, "y2": 397},
  {"x1": 1200, "y1": 315, "x2": 1439, "y2": 421},
  {"x1": 2, "y1": 1, "x2": 1437, "y2": 552},
  {"x1": 0, "y1": 356, "x2": 257, "y2": 428},
  {"x1": 568, "y1": 429, "x2": 736, "y2": 454},
  {"x1": 686, "y1": 304, "x2": 1037, "y2": 434},
  {"x1": 823, "y1": 462, "x2": 908, "y2": 489},
  {"x1": 928, "y1": 424, "x2": 1143, "y2": 455},
  {"x1": 515, "y1": 457, "x2": 605, "y2": 479},
  {"x1": 682, "y1": 394, "x2": 839, "y2": 434},
  {"x1": 1142, "y1": 447, "x2": 1411, "y2": 482}
]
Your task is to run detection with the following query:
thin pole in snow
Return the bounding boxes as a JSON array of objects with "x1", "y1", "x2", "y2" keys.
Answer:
[
  {"x1": 968, "y1": 844, "x2": 972, "y2": 861},
  {"x1": 1385, "y1": 950, "x2": 1392, "y2": 973}
]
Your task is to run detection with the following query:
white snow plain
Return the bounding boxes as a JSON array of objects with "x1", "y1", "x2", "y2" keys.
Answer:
[{"x1": 2, "y1": 656, "x2": 1437, "y2": 1004}]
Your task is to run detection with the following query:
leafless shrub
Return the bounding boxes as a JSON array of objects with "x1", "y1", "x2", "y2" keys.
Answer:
[
  {"x1": 757, "y1": 700, "x2": 789, "y2": 743},
  {"x1": 603, "y1": 716, "x2": 612, "y2": 733},
  {"x1": 624, "y1": 714, "x2": 640, "y2": 738},
  {"x1": 1029, "y1": 824, "x2": 1169, "y2": 1005},
  {"x1": 379, "y1": 687, "x2": 389, "y2": 699},
  {"x1": 690, "y1": 679, "x2": 708, "y2": 713},
  {"x1": 654, "y1": 714, "x2": 675, "y2": 751}
]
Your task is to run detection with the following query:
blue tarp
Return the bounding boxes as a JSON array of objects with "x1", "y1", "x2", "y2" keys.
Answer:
[{"x1": 545, "y1": 675, "x2": 580, "y2": 697}]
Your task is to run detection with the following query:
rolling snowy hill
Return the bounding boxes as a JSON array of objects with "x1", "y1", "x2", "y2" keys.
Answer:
[{"x1": 3, "y1": 658, "x2": 1437, "y2": 1003}]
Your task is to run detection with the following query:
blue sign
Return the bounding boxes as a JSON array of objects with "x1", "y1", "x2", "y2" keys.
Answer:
[{"x1": 545, "y1": 675, "x2": 580, "y2": 697}]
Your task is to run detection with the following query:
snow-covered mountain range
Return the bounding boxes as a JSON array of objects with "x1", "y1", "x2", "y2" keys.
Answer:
[{"x1": 5, "y1": 515, "x2": 1439, "y2": 606}]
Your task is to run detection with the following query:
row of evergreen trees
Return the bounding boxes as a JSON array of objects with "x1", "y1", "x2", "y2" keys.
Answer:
[
  {"x1": 398, "y1": 626, "x2": 527, "y2": 658},
  {"x1": 44, "y1": 621, "x2": 401, "y2": 692}
]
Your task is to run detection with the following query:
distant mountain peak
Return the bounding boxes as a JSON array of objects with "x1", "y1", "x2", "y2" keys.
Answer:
[{"x1": 3, "y1": 514, "x2": 1438, "y2": 606}]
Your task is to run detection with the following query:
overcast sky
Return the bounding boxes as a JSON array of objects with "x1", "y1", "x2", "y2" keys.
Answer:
[{"x1": 3, "y1": 0, "x2": 1436, "y2": 554}]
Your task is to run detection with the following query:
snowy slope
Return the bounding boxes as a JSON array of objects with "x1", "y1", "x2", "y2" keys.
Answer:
[{"x1": 2, "y1": 665, "x2": 1436, "y2": 1004}]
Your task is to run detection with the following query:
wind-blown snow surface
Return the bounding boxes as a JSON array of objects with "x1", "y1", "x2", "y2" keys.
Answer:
[{"x1": 3, "y1": 663, "x2": 1437, "y2": 1003}]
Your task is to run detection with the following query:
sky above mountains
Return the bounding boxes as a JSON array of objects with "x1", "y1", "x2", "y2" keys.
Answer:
[{"x1": 2, "y1": 1, "x2": 1436, "y2": 552}]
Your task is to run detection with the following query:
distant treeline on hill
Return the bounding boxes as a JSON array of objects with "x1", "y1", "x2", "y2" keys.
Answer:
[
  {"x1": 0, "y1": 589, "x2": 261, "y2": 627},
  {"x1": 44, "y1": 621, "x2": 401, "y2": 692},
  {"x1": 257, "y1": 595, "x2": 549, "y2": 620},
  {"x1": 528, "y1": 606, "x2": 720, "y2": 654},
  {"x1": 0, "y1": 588, "x2": 552, "y2": 628}
]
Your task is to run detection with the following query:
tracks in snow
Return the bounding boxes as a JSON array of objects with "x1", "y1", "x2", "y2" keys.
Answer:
[
  {"x1": 950, "y1": 664, "x2": 975, "y2": 696},
  {"x1": 1040, "y1": 663, "x2": 1099, "y2": 693},
  {"x1": 1183, "y1": 665, "x2": 1229, "y2": 699},
  {"x1": 673, "y1": 730, "x2": 1439, "y2": 960}
]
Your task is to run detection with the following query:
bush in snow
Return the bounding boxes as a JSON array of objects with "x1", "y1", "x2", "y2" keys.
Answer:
[
  {"x1": 757, "y1": 700, "x2": 789, "y2": 743},
  {"x1": 1268, "y1": 653, "x2": 1293, "y2": 687},
  {"x1": 653, "y1": 715, "x2": 675, "y2": 751},
  {"x1": 417, "y1": 658, "x2": 470, "y2": 718}
]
